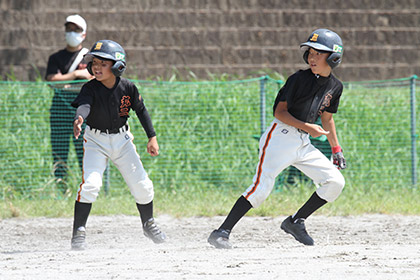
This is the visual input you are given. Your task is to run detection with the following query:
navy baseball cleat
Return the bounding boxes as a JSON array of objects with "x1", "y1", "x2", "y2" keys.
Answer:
[
  {"x1": 281, "y1": 216, "x2": 314, "y2": 246},
  {"x1": 143, "y1": 218, "x2": 166, "y2": 244},
  {"x1": 208, "y1": 229, "x2": 232, "y2": 249},
  {"x1": 71, "y1": 226, "x2": 87, "y2": 250}
]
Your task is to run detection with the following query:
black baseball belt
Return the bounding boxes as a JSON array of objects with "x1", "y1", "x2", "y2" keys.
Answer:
[{"x1": 90, "y1": 124, "x2": 128, "y2": 134}]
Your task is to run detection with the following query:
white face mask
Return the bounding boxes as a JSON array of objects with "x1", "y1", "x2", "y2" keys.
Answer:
[{"x1": 65, "y1": 32, "x2": 85, "y2": 47}]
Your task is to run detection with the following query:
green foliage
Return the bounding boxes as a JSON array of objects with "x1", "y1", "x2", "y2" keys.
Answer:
[
  {"x1": 2, "y1": 186, "x2": 420, "y2": 219},
  {"x1": 337, "y1": 84, "x2": 416, "y2": 189},
  {"x1": 0, "y1": 77, "x2": 419, "y2": 218}
]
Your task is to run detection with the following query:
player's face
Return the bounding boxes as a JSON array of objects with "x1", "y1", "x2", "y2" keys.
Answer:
[
  {"x1": 91, "y1": 58, "x2": 114, "y2": 82},
  {"x1": 307, "y1": 48, "x2": 331, "y2": 77}
]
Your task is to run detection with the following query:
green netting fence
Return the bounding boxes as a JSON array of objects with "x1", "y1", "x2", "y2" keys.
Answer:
[{"x1": 0, "y1": 76, "x2": 418, "y2": 199}]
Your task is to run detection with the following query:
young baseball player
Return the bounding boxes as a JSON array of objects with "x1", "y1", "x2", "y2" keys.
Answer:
[
  {"x1": 208, "y1": 29, "x2": 346, "y2": 248},
  {"x1": 46, "y1": 14, "x2": 93, "y2": 193},
  {"x1": 70, "y1": 40, "x2": 166, "y2": 250}
]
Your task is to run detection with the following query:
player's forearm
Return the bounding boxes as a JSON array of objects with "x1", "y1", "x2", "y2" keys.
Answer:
[
  {"x1": 275, "y1": 109, "x2": 310, "y2": 131},
  {"x1": 322, "y1": 117, "x2": 340, "y2": 148},
  {"x1": 135, "y1": 105, "x2": 156, "y2": 138},
  {"x1": 326, "y1": 131, "x2": 339, "y2": 148}
]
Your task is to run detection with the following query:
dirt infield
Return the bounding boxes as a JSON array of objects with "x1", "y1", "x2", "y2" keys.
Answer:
[{"x1": 1, "y1": 214, "x2": 419, "y2": 279}]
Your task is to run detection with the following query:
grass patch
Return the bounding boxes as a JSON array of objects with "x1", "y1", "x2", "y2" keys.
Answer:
[{"x1": 2, "y1": 184, "x2": 420, "y2": 219}]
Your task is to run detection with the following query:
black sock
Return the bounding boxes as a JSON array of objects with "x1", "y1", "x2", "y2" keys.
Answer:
[
  {"x1": 291, "y1": 192, "x2": 327, "y2": 222},
  {"x1": 72, "y1": 201, "x2": 92, "y2": 237},
  {"x1": 136, "y1": 201, "x2": 153, "y2": 225},
  {"x1": 219, "y1": 195, "x2": 252, "y2": 232}
]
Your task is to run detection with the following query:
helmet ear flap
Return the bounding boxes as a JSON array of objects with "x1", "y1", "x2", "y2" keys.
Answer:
[
  {"x1": 111, "y1": 61, "x2": 126, "y2": 77},
  {"x1": 303, "y1": 50, "x2": 309, "y2": 64},
  {"x1": 87, "y1": 61, "x2": 93, "y2": 75},
  {"x1": 327, "y1": 52, "x2": 342, "y2": 69}
]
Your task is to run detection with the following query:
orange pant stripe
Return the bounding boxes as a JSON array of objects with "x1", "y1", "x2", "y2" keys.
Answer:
[{"x1": 245, "y1": 123, "x2": 277, "y2": 199}]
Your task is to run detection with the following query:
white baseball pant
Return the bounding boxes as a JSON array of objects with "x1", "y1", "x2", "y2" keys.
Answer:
[
  {"x1": 76, "y1": 125, "x2": 154, "y2": 204},
  {"x1": 243, "y1": 118, "x2": 345, "y2": 208}
]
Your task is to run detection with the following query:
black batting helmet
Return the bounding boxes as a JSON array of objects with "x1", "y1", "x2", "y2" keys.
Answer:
[
  {"x1": 85, "y1": 40, "x2": 126, "y2": 77},
  {"x1": 301, "y1": 29, "x2": 343, "y2": 69}
]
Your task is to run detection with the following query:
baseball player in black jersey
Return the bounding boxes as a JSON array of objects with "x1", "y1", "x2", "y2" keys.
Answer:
[
  {"x1": 208, "y1": 29, "x2": 346, "y2": 248},
  {"x1": 70, "y1": 40, "x2": 166, "y2": 250}
]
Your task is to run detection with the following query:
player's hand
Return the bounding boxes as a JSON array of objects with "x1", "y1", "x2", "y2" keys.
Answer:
[
  {"x1": 306, "y1": 123, "x2": 330, "y2": 138},
  {"x1": 147, "y1": 136, "x2": 159, "y2": 157},
  {"x1": 73, "y1": 116, "x2": 84, "y2": 139},
  {"x1": 332, "y1": 146, "x2": 347, "y2": 169}
]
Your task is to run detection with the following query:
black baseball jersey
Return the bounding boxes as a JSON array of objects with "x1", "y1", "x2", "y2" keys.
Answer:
[
  {"x1": 273, "y1": 69, "x2": 343, "y2": 123},
  {"x1": 45, "y1": 48, "x2": 88, "y2": 79},
  {"x1": 71, "y1": 77, "x2": 156, "y2": 138}
]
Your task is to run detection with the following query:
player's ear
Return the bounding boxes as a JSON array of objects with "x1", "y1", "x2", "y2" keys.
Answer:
[
  {"x1": 327, "y1": 52, "x2": 342, "y2": 69},
  {"x1": 111, "y1": 60, "x2": 126, "y2": 77}
]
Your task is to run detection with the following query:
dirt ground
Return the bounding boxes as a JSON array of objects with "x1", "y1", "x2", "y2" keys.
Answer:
[{"x1": 1, "y1": 214, "x2": 419, "y2": 280}]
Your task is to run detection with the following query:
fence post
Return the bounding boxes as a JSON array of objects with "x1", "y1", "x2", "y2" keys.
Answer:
[
  {"x1": 260, "y1": 76, "x2": 267, "y2": 136},
  {"x1": 104, "y1": 162, "x2": 110, "y2": 195},
  {"x1": 410, "y1": 75, "x2": 418, "y2": 186}
]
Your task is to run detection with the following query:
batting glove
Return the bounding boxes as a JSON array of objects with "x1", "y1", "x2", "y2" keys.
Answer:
[{"x1": 332, "y1": 146, "x2": 347, "y2": 170}]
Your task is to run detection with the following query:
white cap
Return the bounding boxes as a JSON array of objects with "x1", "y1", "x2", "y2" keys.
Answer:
[{"x1": 65, "y1": 14, "x2": 87, "y2": 34}]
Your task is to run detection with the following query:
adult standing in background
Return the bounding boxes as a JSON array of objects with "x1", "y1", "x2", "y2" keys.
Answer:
[{"x1": 45, "y1": 14, "x2": 93, "y2": 193}]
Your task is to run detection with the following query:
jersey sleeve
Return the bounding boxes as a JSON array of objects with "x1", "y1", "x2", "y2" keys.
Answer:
[
  {"x1": 129, "y1": 82, "x2": 143, "y2": 111},
  {"x1": 272, "y1": 71, "x2": 299, "y2": 115},
  {"x1": 71, "y1": 82, "x2": 94, "y2": 108},
  {"x1": 326, "y1": 82, "x2": 343, "y2": 113},
  {"x1": 71, "y1": 83, "x2": 94, "y2": 120},
  {"x1": 130, "y1": 82, "x2": 156, "y2": 138},
  {"x1": 74, "y1": 104, "x2": 91, "y2": 121}
]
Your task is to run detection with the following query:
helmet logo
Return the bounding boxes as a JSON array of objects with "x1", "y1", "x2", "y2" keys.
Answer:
[
  {"x1": 115, "y1": 52, "x2": 125, "y2": 61},
  {"x1": 333, "y1": 44, "x2": 343, "y2": 53},
  {"x1": 309, "y1": 33, "x2": 319, "y2": 42},
  {"x1": 94, "y1": 42, "x2": 103, "y2": 50}
]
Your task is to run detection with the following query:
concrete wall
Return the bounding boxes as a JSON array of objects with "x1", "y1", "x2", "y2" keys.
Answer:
[{"x1": 2, "y1": 0, "x2": 420, "y2": 81}]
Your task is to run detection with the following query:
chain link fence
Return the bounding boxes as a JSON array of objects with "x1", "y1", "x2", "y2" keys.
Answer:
[{"x1": 0, "y1": 76, "x2": 418, "y2": 199}]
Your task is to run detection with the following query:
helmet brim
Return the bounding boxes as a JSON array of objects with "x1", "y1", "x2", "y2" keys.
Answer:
[
  {"x1": 84, "y1": 52, "x2": 116, "y2": 63},
  {"x1": 300, "y1": 42, "x2": 333, "y2": 53}
]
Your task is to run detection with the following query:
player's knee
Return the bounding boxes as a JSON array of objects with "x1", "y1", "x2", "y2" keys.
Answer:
[
  {"x1": 78, "y1": 191, "x2": 99, "y2": 203},
  {"x1": 332, "y1": 175, "x2": 345, "y2": 200},
  {"x1": 132, "y1": 190, "x2": 154, "y2": 205},
  {"x1": 317, "y1": 173, "x2": 345, "y2": 202},
  {"x1": 77, "y1": 172, "x2": 102, "y2": 203},
  {"x1": 337, "y1": 173, "x2": 345, "y2": 189},
  {"x1": 77, "y1": 183, "x2": 101, "y2": 203},
  {"x1": 130, "y1": 178, "x2": 154, "y2": 204}
]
